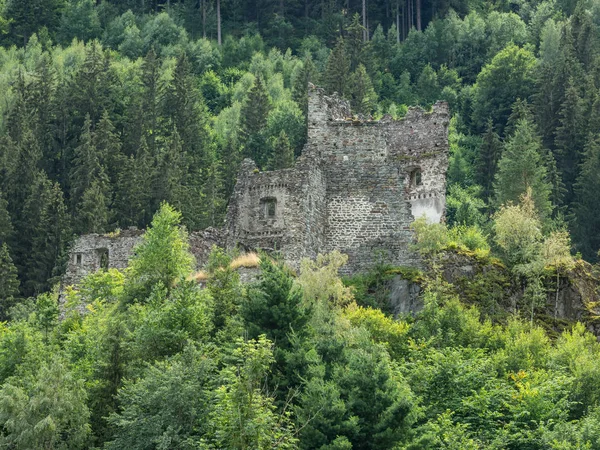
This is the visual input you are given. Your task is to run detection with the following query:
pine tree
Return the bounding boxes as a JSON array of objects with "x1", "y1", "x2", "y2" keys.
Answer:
[
  {"x1": 268, "y1": 131, "x2": 294, "y2": 170},
  {"x1": 573, "y1": 134, "x2": 600, "y2": 260},
  {"x1": 349, "y1": 64, "x2": 377, "y2": 116},
  {"x1": 323, "y1": 37, "x2": 350, "y2": 97},
  {"x1": 240, "y1": 76, "x2": 271, "y2": 168},
  {"x1": 495, "y1": 118, "x2": 553, "y2": 219},
  {"x1": 476, "y1": 119, "x2": 502, "y2": 202},
  {"x1": 0, "y1": 243, "x2": 20, "y2": 319},
  {"x1": 555, "y1": 78, "x2": 585, "y2": 202}
]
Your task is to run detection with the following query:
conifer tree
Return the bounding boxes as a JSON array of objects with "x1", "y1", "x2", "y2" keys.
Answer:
[
  {"x1": 153, "y1": 128, "x2": 189, "y2": 217},
  {"x1": 165, "y1": 53, "x2": 210, "y2": 166},
  {"x1": 0, "y1": 243, "x2": 20, "y2": 318},
  {"x1": 94, "y1": 110, "x2": 123, "y2": 186},
  {"x1": 555, "y1": 78, "x2": 585, "y2": 201},
  {"x1": 349, "y1": 64, "x2": 377, "y2": 115},
  {"x1": 0, "y1": 191, "x2": 13, "y2": 246},
  {"x1": 476, "y1": 119, "x2": 502, "y2": 202},
  {"x1": 115, "y1": 137, "x2": 154, "y2": 228},
  {"x1": 292, "y1": 54, "x2": 318, "y2": 121},
  {"x1": 345, "y1": 13, "x2": 367, "y2": 71},
  {"x1": 573, "y1": 134, "x2": 600, "y2": 259},
  {"x1": 268, "y1": 131, "x2": 294, "y2": 170},
  {"x1": 199, "y1": 149, "x2": 225, "y2": 228},
  {"x1": 72, "y1": 41, "x2": 114, "y2": 126},
  {"x1": 6, "y1": 130, "x2": 42, "y2": 221},
  {"x1": 77, "y1": 179, "x2": 111, "y2": 234},
  {"x1": 323, "y1": 37, "x2": 350, "y2": 97},
  {"x1": 29, "y1": 52, "x2": 58, "y2": 177},
  {"x1": 70, "y1": 114, "x2": 108, "y2": 210},
  {"x1": 240, "y1": 76, "x2": 271, "y2": 168},
  {"x1": 494, "y1": 118, "x2": 553, "y2": 219},
  {"x1": 140, "y1": 49, "x2": 164, "y2": 155},
  {"x1": 21, "y1": 175, "x2": 70, "y2": 295}
]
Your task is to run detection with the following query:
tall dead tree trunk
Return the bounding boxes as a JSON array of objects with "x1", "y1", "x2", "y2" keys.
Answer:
[
  {"x1": 396, "y1": 2, "x2": 400, "y2": 41},
  {"x1": 202, "y1": 0, "x2": 206, "y2": 38},
  {"x1": 363, "y1": 0, "x2": 368, "y2": 42},
  {"x1": 416, "y1": 0, "x2": 421, "y2": 30},
  {"x1": 217, "y1": 0, "x2": 222, "y2": 46}
]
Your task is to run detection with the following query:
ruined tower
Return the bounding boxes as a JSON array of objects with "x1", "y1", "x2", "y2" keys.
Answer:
[{"x1": 226, "y1": 84, "x2": 449, "y2": 273}]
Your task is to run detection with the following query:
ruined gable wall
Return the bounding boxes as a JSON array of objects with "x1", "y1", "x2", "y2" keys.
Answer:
[{"x1": 64, "y1": 230, "x2": 144, "y2": 287}]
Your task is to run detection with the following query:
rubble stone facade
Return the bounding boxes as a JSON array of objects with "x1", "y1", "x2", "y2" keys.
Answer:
[{"x1": 64, "y1": 85, "x2": 449, "y2": 285}]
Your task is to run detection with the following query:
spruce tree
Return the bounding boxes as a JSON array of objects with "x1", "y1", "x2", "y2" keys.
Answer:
[
  {"x1": 240, "y1": 76, "x2": 271, "y2": 168},
  {"x1": 554, "y1": 78, "x2": 585, "y2": 202},
  {"x1": 94, "y1": 110, "x2": 123, "y2": 186},
  {"x1": 323, "y1": 37, "x2": 350, "y2": 97},
  {"x1": 115, "y1": 137, "x2": 154, "y2": 228},
  {"x1": 573, "y1": 134, "x2": 600, "y2": 260},
  {"x1": 140, "y1": 49, "x2": 164, "y2": 155},
  {"x1": 476, "y1": 119, "x2": 502, "y2": 202},
  {"x1": 70, "y1": 114, "x2": 108, "y2": 210},
  {"x1": 345, "y1": 13, "x2": 367, "y2": 72},
  {"x1": 0, "y1": 243, "x2": 20, "y2": 318},
  {"x1": 349, "y1": 64, "x2": 377, "y2": 115},
  {"x1": 494, "y1": 118, "x2": 553, "y2": 219},
  {"x1": 153, "y1": 128, "x2": 189, "y2": 216},
  {"x1": 165, "y1": 53, "x2": 210, "y2": 167},
  {"x1": 268, "y1": 131, "x2": 294, "y2": 170},
  {"x1": 199, "y1": 149, "x2": 225, "y2": 229},
  {"x1": 77, "y1": 179, "x2": 111, "y2": 234},
  {"x1": 0, "y1": 191, "x2": 13, "y2": 246},
  {"x1": 29, "y1": 53, "x2": 58, "y2": 178}
]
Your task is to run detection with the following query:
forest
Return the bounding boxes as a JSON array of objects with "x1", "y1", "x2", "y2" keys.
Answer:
[{"x1": 1, "y1": 0, "x2": 600, "y2": 448}]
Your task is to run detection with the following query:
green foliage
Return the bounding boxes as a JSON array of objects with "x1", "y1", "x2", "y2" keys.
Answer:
[
  {"x1": 0, "y1": 356, "x2": 91, "y2": 449},
  {"x1": 125, "y1": 203, "x2": 195, "y2": 301},
  {"x1": 494, "y1": 118, "x2": 553, "y2": 219}
]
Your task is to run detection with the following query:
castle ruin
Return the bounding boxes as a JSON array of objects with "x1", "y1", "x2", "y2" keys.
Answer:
[{"x1": 64, "y1": 85, "x2": 449, "y2": 285}]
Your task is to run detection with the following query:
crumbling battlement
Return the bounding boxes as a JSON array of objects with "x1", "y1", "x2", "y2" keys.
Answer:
[{"x1": 64, "y1": 84, "x2": 449, "y2": 285}]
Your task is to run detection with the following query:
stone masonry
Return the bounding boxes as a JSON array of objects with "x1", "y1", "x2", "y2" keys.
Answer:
[{"x1": 63, "y1": 84, "x2": 449, "y2": 285}]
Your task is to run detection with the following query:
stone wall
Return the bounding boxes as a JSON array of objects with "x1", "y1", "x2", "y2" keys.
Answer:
[
  {"x1": 64, "y1": 229, "x2": 144, "y2": 287},
  {"x1": 64, "y1": 227, "x2": 225, "y2": 287}
]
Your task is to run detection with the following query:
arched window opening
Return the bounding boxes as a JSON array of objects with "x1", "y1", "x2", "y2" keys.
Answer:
[{"x1": 411, "y1": 168, "x2": 422, "y2": 187}]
